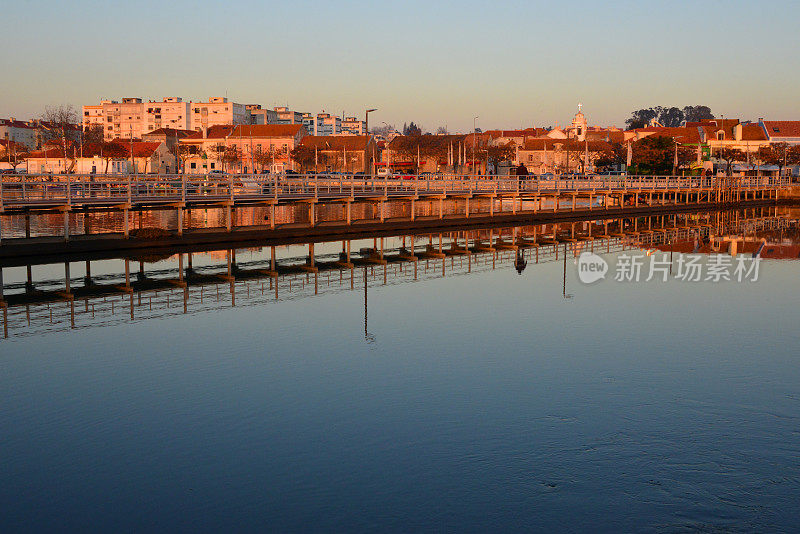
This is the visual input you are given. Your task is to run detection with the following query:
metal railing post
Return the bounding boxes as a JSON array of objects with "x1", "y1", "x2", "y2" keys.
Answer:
[{"x1": 229, "y1": 173, "x2": 234, "y2": 202}]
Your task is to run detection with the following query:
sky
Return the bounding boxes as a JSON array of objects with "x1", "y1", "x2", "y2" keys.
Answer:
[{"x1": 2, "y1": 0, "x2": 799, "y2": 132}]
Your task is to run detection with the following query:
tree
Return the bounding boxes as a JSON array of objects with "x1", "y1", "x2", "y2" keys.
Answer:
[
  {"x1": 403, "y1": 122, "x2": 422, "y2": 136},
  {"x1": 658, "y1": 107, "x2": 684, "y2": 127},
  {"x1": 630, "y1": 136, "x2": 678, "y2": 175},
  {"x1": 174, "y1": 144, "x2": 198, "y2": 174},
  {"x1": 625, "y1": 105, "x2": 714, "y2": 129},
  {"x1": 370, "y1": 124, "x2": 395, "y2": 137},
  {"x1": 683, "y1": 105, "x2": 714, "y2": 123},
  {"x1": 83, "y1": 125, "x2": 105, "y2": 145},
  {"x1": 290, "y1": 144, "x2": 315, "y2": 172},
  {"x1": 757, "y1": 143, "x2": 791, "y2": 177},
  {"x1": 221, "y1": 146, "x2": 242, "y2": 172},
  {"x1": 595, "y1": 142, "x2": 627, "y2": 170},
  {"x1": 625, "y1": 108, "x2": 659, "y2": 129},
  {"x1": 100, "y1": 142, "x2": 127, "y2": 173},
  {"x1": 435, "y1": 126, "x2": 448, "y2": 135},
  {"x1": 471, "y1": 140, "x2": 515, "y2": 174},
  {"x1": 253, "y1": 146, "x2": 276, "y2": 173},
  {"x1": 1, "y1": 141, "x2": 28, "y2": 172},
  {"x1": 717, "y1": 147, "x2": 746, "y2": 176},
  {"x1": 40, "y1": 104, "x2": 78, "y2": 172}
]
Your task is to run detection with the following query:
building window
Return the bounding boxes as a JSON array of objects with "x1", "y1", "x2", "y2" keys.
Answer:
[
  {"x1": 210, "y1": 163, "x2": 215, "y2": 169},
  {"x1": 190, "y1": 162, "x2": 196, "y2": 169}
]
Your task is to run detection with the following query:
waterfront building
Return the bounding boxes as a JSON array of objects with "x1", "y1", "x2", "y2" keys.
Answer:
[
  {"x1": 179, "y1": 124, "x2": 307, "y2": 174},
  {"x1": 25, "y1": 140, "x2": 175, "y2": 174},
  {"x1": 516, "y1": 138, "x2": 613, "y2": 174},
  {"x1": 297, "y1": 135, "x2": 376, "y2": 173}
]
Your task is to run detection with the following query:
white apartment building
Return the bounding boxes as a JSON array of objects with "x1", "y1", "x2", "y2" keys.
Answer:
[
  {"x1": 0, "y1": 118, "x2": 38, "y2": 149},
  {"x1": 341, "y1": 116, "x2": 366, "y2": 135},
  {"x1": 273, "y1": 106, "x2": 304, "y2": 124},
  {"x1": 313, "y1": 113, "x2": 341, "y2": 136},
  {"x1": 189, "y1": 97, "x2": 249, "y2": 132},
  {"x1": 246, "y1": 104, "x2": 278, "y2": 125},
  {"x1": 83, "y1": 97, "x2": 190, "y2": 140}
]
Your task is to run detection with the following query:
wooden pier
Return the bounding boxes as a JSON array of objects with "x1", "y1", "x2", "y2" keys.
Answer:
[{"x1": 0, "y1": 173, "x2": 787, "y2": 260}]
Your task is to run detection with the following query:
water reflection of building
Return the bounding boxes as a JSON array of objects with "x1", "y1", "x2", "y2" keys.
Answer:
[{"x1": 2, "y1": 213, "x2": 793, "y2": 340}]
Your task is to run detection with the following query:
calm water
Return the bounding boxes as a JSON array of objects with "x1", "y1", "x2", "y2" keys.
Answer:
[{"x1": 2, "y1": 217, "x2": 800, "y2": 532}]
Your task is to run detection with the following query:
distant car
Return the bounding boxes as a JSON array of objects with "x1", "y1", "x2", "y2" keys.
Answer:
[
  {"x1": 540, "y1": 172, "x2": 555, "y2": 180},
  {"x1": 376, "y1": 167, "x2": 392, "y2": 177},
  {"x1": 209, "y1": 169, "x2": 224, "y2": 175}
]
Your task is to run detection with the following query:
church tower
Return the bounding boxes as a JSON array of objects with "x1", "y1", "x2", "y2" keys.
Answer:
[{"x1": 571, "y1": 103, "x2": 588, "y2": 142}]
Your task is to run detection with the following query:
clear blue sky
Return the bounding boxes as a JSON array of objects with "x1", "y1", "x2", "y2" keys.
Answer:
[{"x1": 2, "y1": 0, "x2": 798, "y2": 131}]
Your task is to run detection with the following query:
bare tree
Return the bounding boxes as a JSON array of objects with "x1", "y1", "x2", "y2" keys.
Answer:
[
  {"x1": 370, "y1": 124, "x2": 396, "y2": 137},
  {"x1": 40, "y1": 104, "x2": 78, "y2": 173}
]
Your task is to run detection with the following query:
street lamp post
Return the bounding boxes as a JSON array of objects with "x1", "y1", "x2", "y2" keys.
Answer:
[
  {"x1": 365, "y1": 108, "x2": 377, "y2": 175},
  {"x1": 472, "y1": 116, "x2": 478, "y2": 176}
]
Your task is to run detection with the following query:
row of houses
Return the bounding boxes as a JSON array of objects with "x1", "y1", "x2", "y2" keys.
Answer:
[{"x1": 9, "y1": 103, "x2": 800, "y2": 176}]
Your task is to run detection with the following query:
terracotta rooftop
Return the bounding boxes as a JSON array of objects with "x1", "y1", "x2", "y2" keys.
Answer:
[
  {"x1": 633, "y1": 126, "x2": 702, "y2": 144},
  {"x1": 522, "y1": 138, "x2": 612, "y2": 151},
  {"x1": 762, "y1": 121, "x2": 800, "y2": 139},
  {"x1": 301, "y1": 135, "x2": 372, "y2": 151}
]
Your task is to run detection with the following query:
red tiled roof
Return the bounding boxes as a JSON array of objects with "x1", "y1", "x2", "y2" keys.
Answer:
[
  {"x1": 0, "y1": 119, "x2": 37, "y2": 129},
  {"x1": 27, "y1": 148, "x2": 66, "y2": 159},
  {"x1": 633, "y1": 126, "x2": 702, "y2": 144},
  {"x1": 484, "y1": 128, "x2": 543, "y2": 139},
  {"x1": 143, "y1": 127, "x2": 196, "y2": 138},
  {"x1": 229, "y1": 124, "x2": 305, "y2": 138},
  {"x1": 126, "y1": 141, "x2": 161, "y2": 158},
  {"x1": 741, "y1": 123, "x2": 768, "y2": 141},
  {"x1": 586, "y1": 130, "x2": 626, "y2": 143},
  {"x1": 0, "y1": 139, "x2": 26, "y2": 150},
  {"x1": 522, "y1": 138, "x2": 612, "y2": 151},
  {"x1": 184, "y1": 125, "x2": 235, "y2": 140},
  {"x1": 762, "y1": 121, "x2": 800, "y2": 139},
  {"x1": 301, "y1": 135, "x2": 372, "y2": 150}
]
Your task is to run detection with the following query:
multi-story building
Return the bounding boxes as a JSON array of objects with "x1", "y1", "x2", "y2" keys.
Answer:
[
  {"x1": 314, "y1": 113, "x2": 341, "y2": 136},
  {"x1": 82, "y1": 97, "x2": 190, "y2": 140},
  {"x1": 273, "y1": 106, "x2": 304, "y2": 124},
  {"x1": 341, "y1": 116, "x2": 366, "y2": 135},
  {"x1": 246, "y1": 104, "x2": 278, "y2": 125},
  {"x1": 301, "y1": 113, "x2": 315, "y2": 134},
  {"x1": 0, "y1": 118, "x2": 38, "y2": 149},
  {"x1": 189, "y1": 97, "x2": 249, "y2": 132},
  {"x1": 144, "y1": 97, "x2": 191, "y2": 133},
  {"x1": 179, "y1": 124, "x2": 307, "y2": 173}
]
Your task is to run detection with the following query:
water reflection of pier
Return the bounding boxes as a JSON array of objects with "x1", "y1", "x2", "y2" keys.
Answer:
[{"x1": 0, "y1": 213, "x2": 791, "y2": 339}]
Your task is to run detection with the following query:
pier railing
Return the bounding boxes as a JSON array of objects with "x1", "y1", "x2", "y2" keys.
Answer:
[{"x1": 0, "y1": 173, "x2": 790, "y2": 208}]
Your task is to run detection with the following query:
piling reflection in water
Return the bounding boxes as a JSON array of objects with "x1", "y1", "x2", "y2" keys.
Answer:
[{"x1": 0, "y1": 208, "x2": 796, "y2": 339}]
